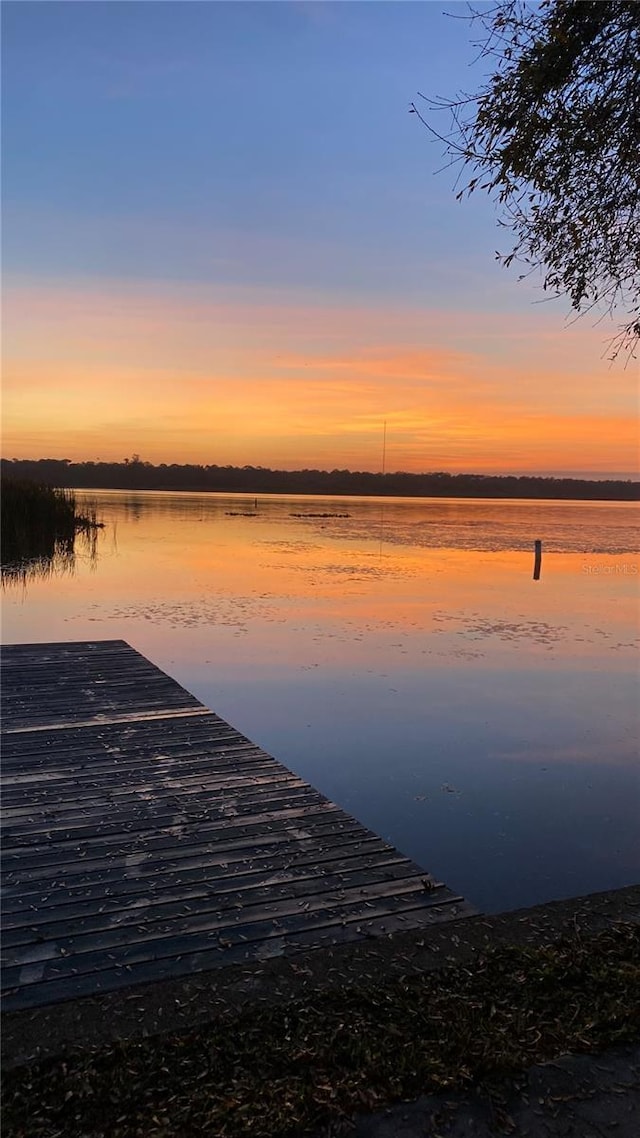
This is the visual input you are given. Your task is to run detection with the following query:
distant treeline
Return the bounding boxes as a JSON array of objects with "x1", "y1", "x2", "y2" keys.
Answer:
[{"x1": 2, "y1": 458, "x2": 638, "y2": 500}]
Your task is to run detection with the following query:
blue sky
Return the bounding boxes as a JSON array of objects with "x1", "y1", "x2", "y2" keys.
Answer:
[{"x1": 3, "y1": 1, "x2": 506, "y2": 300}]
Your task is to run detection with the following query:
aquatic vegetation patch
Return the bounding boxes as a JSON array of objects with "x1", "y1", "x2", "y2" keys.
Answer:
[{"x1": 431, "y1": 610, "x2": 569, "y2": 647}]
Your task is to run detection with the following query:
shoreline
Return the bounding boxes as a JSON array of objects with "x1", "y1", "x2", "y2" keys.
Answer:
[
  {"x1": 2, "y1": 886, "x2": 638, "y2": 1138},
  {"x1": 3, "y1": 883, "x2": 638, "y2": 1069},
  {"x1": 3, "y1": 459, "x2": 638, "y2": 502}
]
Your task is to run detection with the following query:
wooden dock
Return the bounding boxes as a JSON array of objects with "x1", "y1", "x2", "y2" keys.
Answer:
[{"x1": 1, "y1": 640, "x2": 474, "y2": 1012}]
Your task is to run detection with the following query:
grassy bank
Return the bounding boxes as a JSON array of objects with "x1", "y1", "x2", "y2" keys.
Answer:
[
  {"x1": 3, "y1": 923, "x2": 638, "y2": 1138},
  {"x1": 1, "y1": 478, "x2": 101, "y2": 568}
]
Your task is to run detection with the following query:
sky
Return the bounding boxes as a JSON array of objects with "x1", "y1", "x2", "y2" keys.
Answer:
[{"x1": 2, "y1": 0, "x2": 638, "y2": 478}]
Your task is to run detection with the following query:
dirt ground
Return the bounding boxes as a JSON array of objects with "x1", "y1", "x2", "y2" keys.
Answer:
[{"x1": 327, "y1": 1045, "x2": 640, "y2": 1138}]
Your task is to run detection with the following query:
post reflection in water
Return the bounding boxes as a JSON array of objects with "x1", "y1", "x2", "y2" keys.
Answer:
[{"x1": 1, "y1": 489, "x2": 638, "y2": 914}]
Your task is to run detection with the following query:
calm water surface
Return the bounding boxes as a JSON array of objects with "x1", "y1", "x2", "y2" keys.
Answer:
[{"x1": 2, "y1": 491, "x2": 639, "y2": 914}]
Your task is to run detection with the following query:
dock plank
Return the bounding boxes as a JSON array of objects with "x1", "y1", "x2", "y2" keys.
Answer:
[{"x1": 0, "y1": 640, "x2": 474, "y2": 1011}]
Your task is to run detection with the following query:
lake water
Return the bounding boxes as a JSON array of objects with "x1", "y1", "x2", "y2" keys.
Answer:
[{"x1": 2, "y1": 490, "x2": 639, "y2": 914}]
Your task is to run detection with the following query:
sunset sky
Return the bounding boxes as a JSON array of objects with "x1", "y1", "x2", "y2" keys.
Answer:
[{"x1": 2, "y1": 1, "x2": 638, "y2": 478}]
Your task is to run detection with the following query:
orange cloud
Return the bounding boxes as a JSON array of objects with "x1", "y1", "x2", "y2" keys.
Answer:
[{"x1": 2, "y1": 277, "x2": 638, "y2": 474}]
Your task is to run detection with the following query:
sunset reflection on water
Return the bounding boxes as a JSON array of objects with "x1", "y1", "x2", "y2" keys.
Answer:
[{"x1": 2, "y1": 491, "x2": 638, "y2": 913}]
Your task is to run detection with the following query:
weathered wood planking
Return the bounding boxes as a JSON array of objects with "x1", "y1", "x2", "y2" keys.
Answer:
[{"x1": 0, "y1": 640, "x2": 475, "y2": 1011}]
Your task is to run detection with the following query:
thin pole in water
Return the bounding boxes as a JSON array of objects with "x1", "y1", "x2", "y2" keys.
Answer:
[
  {"x1": 379, "y1": 420, "x2": 387, "y2": 559},
  {"x1": 533, "y1": 539, "x2": 542, "y2": 580},
  {"x1": 381, "y1": 420, "x2": 387, "y2": 476}
]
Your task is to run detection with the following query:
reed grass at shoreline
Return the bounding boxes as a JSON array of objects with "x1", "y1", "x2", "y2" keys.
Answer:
[{"x1": 1, "y1": 477, "x2": 102, "y2": 569}]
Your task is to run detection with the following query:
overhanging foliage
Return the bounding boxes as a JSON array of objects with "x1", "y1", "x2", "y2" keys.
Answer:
[{"x1": 413, "y1": 1, "x2": 640, "y2": 359}]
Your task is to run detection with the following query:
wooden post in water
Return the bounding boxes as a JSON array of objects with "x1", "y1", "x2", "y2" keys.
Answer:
[{"x1": 533, "y1": 539, "x2": 542, "y2": 580}]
